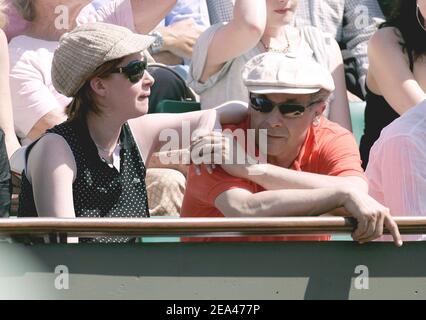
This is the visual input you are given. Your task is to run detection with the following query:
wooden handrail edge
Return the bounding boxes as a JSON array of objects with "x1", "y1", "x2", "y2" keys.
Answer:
[{"x1": 0, "y1": 217, "x2": 424, "y2": 236}]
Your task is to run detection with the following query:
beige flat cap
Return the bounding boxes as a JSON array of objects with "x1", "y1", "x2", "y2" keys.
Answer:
[
  {"x1": 242, "y1": 52, "x2": 335, "y2": 95},
  {"x1": 52, "y1": 22, "x2": 155, "y2": 97}
]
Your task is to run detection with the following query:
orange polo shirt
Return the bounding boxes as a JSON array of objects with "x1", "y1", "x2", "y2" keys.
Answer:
[{"x1": 181, "y1": 116, "x2": 366, "y2": 242}]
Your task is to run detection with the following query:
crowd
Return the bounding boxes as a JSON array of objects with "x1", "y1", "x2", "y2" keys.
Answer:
[{"x1": 0, "y1": 0, "x2": 423, "y2": 244}]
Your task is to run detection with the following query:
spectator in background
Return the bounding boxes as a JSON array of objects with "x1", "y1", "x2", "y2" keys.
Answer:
[
  {"x1": 366, "y1": 99, "x2": 426, "y2": 242},
  {"x1": 0, "y1": 0, "x2": 20, "y2": 158},
  {"x1": 94, "y1": 0, "x2": 210, "y2": 78},
  {"x1": 189, "y1": 0, "x2": 352, "y2": 131},
  {"x1": 182, "y1": 52, "x2": 402, "y2": 246},
  {"x1": 360, "y1": 0, "x2": 426, "y2": 168},
  {"x1": 9, "y1": 0, "x2": 176, "y2": 144},
  {"x1": 295, "y1": 0, "x2": 385, "y2": 100},
  {"x1": 2, "y1": 0, "x2": 28, "y2": 41},
  {"x1": 0, "y1": 0, "x2": 13, "y2": 216},
  {"x1": 205, "y1": 0, "x2": 385, "y2": 100},
  {"x1": 147, "y1": 0, "x2": 209, "y2": 67}
]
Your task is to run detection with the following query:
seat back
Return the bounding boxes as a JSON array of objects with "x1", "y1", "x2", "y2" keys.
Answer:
[{"x1": 349, "y1": 101, "x2": 366, "y2": 146}]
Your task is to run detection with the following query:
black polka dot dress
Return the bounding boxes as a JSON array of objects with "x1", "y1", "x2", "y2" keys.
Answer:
[{"x1": 18, "y1": 119, "x2": 150, "y2": 243}]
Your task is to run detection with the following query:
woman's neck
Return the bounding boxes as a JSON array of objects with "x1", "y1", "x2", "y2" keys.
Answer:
[
  {"x1": 25, "y1": 1, "x2": 90, "y2": 41},
  {"x1": 261, "y1": 25, "x2": 301, "y2": 52},
  {"x1": 86, "y1": 112, "x2": 124, "y2": 153}
]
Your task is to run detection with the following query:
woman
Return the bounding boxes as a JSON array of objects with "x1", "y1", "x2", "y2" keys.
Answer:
[
  {"x1": 360, "y1": 0, "x2": 426, "y2": 168},
  {"x1": 189, "y1": 0, "x2": 352, "y2": 131},
  {"x1": 17, "y1": 22, "x2": 246, "y2": 242}
]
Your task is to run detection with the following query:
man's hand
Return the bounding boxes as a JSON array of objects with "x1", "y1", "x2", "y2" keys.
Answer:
[
  {"x1": 161, "y1": 19, "x2": 203, "y2": 59},
  {"x1": 342, "y1": 188, "x2": 403, "y2": 247}
]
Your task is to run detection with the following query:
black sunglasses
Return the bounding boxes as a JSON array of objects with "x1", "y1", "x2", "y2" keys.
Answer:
[
  {"x1": 111, "y1": 57, "x2": 147, "y2": 83},
  {"x1": 250, "y1": 93, "x2": 321, "y2": 118}
]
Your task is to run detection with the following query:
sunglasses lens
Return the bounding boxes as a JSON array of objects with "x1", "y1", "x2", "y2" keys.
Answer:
[
  {"x1": 126, "y1": 60, "x2": 146, "y2": 83},
  {"x1": 250, "y1": 95, "x2": 274, "y2": 112},
  {"x1": 278, "y1": 104, "x2": 305, "y2": 117}
]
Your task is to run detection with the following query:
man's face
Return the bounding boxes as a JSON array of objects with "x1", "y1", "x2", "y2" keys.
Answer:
[{"x1": 249, "y1": 92, "x2": 324, "y2": 160}]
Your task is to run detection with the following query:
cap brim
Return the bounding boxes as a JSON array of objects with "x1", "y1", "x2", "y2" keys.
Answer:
[
  {"x1": 104, "y1": 33, "x2": 155, "y2": 61},
  {"x1": 248, "y1": 86, "x2": 321, "y2": 95}
]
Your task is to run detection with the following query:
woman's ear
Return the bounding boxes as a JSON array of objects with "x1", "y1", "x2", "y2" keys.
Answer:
[{"x1": 89, "y1": 77, "x2": 107, "y2": 97}]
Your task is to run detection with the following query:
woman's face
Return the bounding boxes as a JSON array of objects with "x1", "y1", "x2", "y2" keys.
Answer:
[
  {"x1": 266, "y1": 0, "x2": 299, "y2": 27},
  {"x1": 101, "y1": 52, "x2": 154, "y2": 120}
]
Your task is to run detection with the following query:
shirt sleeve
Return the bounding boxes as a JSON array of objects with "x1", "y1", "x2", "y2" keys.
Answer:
[
  {"x1": 318, "y1": 128, "x2": 366, "y2": 180},
  {"x1": 187, "y1": 166, "x2": 255, "y2": 207},
  {"x1": 165, "y1": 0, "x2": 210, "y2": 28},
  {"x1": 375, "y1": 135, "x2": 426, "y2": 216},
  {"x1": 9, "y1": 48, "x2": 69, "y2": 139}
]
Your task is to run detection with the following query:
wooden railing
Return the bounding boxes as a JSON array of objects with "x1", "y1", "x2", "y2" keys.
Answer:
[{"x1": 0, "y1": 217, "x2": 425, "y2": 237}]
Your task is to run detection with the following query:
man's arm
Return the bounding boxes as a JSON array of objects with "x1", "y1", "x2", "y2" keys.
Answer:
[
  {"x1": 215, "y1": 187, "x2": 350, "y2": 217},
  {"x1": 220, "y1": 129, "x2": 367, "y2": 192},
  {"x1": 215, "y1": 186, "x2": 402, "y2": 245},
  {"x1": 233, "y1": 163, "x2": 368, "y2": 192},
  {"x1": 130, "y1": 0, "x2": 177, "y2": 34}
]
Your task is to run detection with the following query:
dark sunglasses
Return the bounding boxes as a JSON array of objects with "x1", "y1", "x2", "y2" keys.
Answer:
[
  {"x1": 111, "y1": 57, "x2": 147, "y2": 83},
  {"x1": 250, "y1": 93, "x2": 321, "y2": 118}
]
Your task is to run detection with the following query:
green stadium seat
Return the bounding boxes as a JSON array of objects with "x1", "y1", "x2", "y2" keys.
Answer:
[{"x1": 349, "y1": 101, "x2": 366, "y2": 146}]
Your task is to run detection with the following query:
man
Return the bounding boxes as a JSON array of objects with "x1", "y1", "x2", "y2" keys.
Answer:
[
  {"x1": 181, "y1": 52, "x2": 402, "y2": 245},
  {"x1": 366, "y1": 100, "x2": 426, "y2": 241},
  {"x1": 206, "y1": 0, "x2": 385, "y2": 99}
]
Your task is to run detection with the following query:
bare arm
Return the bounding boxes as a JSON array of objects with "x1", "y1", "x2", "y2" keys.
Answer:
[
  {"x1": 0, "y1": 30, "x2": 20, "y2": 158},
  {"x1": 200, "y1": 0, "x2": 266, "y2": 82},
  {"x1": 215, "y1": 186, "x2": 402, "y2": 245},
  {"x1": 223, "y1": 163, "x2": 368, "y2": 193},
  {"x1": 129, "y1": 101, "x2": 248, "y2": 164},
  {"x1": 327, "y1": 38, "x2": 352, "y2": 131},
  {"x1": 130, "y1": 0, "x2": 177, "y2": 34},
  {"x1": 215, "y1": 187, "x2": 347, "y2": 217},
  {"x1": 367, "y1": 27, "x2": 426, "y2": 114},
  {"x1": 26, "y1": 134, "x2": 76, "y2": 218}
]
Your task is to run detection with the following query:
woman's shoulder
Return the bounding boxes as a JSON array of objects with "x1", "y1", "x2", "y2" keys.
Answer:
[{"x1": 370, "y1": 26, "x2": 402, "y2": 49}]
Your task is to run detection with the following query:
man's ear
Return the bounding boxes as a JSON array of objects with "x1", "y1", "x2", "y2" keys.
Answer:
[
  {"x1": 315, "y1": 102, "x2": 326, "y2": 116},
  {"x1": 89, "y1": 77, "x2": 107, "y2": 97}
]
